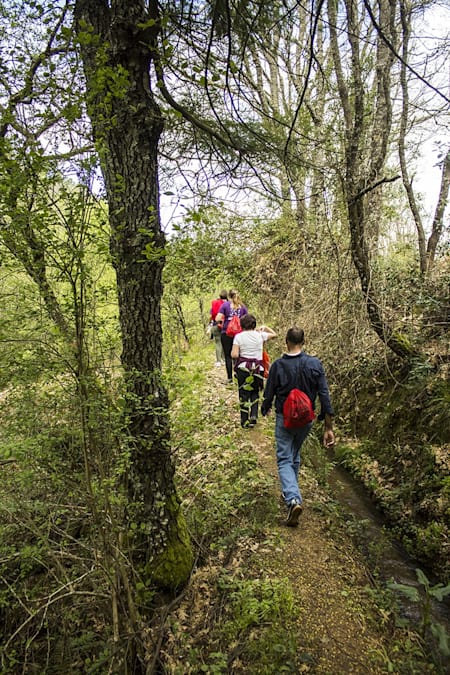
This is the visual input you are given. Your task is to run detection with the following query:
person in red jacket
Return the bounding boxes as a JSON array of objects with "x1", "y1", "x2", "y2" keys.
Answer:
[{"x1": 210, "y1": 290, "x2": 228, "y2": 366}]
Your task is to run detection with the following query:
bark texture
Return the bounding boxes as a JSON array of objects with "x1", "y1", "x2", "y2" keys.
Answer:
[
  {"x1": 328, "y1": 0, "x2": 415, "y2": 358},
  {"x1": 74, "y1": 0, "x2": 192, "y2": 588}
]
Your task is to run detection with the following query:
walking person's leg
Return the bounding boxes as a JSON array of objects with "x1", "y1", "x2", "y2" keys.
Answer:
[
  {"x1": 275, "y1": 414, "x2": 310, "y2": 526},
  {"x1": 249, "y1": 373, "x2": 263, "y2": 424},
  {"x1": 218, "y1": 336, "x2": 225, "y2": 363},
  {"x1": 292, "y1": 422, "x2": 313, "y2": 480},
  {"x1": 236, "y1": 368, "x2": 252, "y2": 427},
  {"x1": 221, "y1": 333, "x2": 234, "y2": 382},
  {"x1": 212, "y1": 326, "x2": 223, "y2": 365},
  {"x1": 275, "y1": 414, "x2": 301, "y2": 503}
]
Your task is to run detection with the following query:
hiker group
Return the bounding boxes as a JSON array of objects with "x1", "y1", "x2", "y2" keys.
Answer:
[{"x1": 209, "y1": 290, "x2": 335, "y2": 527}]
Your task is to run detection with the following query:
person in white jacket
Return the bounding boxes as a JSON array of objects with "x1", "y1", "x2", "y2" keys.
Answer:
[{"x1": 231, "y1": 314, "x2": 276, "y2": 428}]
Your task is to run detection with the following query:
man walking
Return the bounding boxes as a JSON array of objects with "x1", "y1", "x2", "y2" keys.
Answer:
[{"x1": 261, "y1": 327, "x2": 335, "y2": 526}]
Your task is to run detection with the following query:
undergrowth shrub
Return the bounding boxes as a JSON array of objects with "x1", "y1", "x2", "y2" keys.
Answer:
[
  {"x1": 215, "y1": 573, "x2": 298, "y2": 672},
  {"x1": 0, "y1": 376, "x2": 134, "y2": 674},
  {"x1": 334, "y1": 335, "x2": 450, "y2": 581}
]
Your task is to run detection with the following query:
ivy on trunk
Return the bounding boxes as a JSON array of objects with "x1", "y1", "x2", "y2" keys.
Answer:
[{"x1": 74, "y1": 0, "x2": 193, "y2": 589}]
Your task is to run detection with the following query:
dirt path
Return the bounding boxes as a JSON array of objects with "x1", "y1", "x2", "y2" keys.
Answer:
[
  {"x1": 249, "y1": 419, "x2": 386, "y2": 673},
  {"x1": 162, "y1": 363, "x2": 408, "y2": 674},
  {"x1": 211, "y1": 370, "x2": 389, "y2": 673}
]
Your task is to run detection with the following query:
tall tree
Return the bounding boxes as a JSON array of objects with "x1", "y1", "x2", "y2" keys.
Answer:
[
  {"x1": 327, "y1": 0, "x2": 416, "y2": 357},
  {"x1": 398, "y1": 0, "x2": 450, "y2": 275},
  {"x1": 213, "y1": 0, "x2": 449, "y2": 356},
  {"x1": 73, "y1": 0, "x2": 193, "y2": 588}
]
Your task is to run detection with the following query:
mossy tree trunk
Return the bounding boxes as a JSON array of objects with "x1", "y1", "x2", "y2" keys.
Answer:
[
  {"x1": 328, "y1": 0, "x2": 416, "y2": 359},
  {"x1": 74, "y1": 0, "x2": 192, "y2": 589}
]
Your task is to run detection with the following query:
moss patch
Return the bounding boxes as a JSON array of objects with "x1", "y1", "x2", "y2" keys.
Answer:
[{"x1": 149, "y1": 500, "x2": 194, "y2": 590}]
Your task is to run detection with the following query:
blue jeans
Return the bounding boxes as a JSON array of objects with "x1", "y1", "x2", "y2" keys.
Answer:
[{"x1": 275, "y1": 413, "x2": 312, "y2": 506}]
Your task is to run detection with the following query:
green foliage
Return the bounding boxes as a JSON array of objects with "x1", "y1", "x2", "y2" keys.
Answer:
[
  {"x1": 302, "y1": 430, "x2": 335, "y2": 486},
  {"x1": 388, "y1": 569, "x2": 450, "y2": 658},
  {"x1": 221, "y1": 574, "x2": 294, "y2": 630},
  {"x1": 163, "y1": 205, "x2": 255, "y2": 295},
  {"x1": 212, "y1": 573, "x2": 298, "y2": 671},
  {"x1": 0, "y1": 159, "x2": 135, "y2": 672},
  {"x1": 335, "y1": 329, "x2": 450, "y2": 580},
  {"x1": 162, "y1": 205, "x2": 266, "y2": 344},
  {"x1": 334, "y1": 435, "x2": 450, "y2": 580}
]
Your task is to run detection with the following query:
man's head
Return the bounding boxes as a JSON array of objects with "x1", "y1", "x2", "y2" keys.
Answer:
[
  {"x1": 240, "y1": 314, "x2": 257, "y2": 330},
  {"x1": 219, "y1": 289, "x2": 228, "y2": 299},
  {"x1": 286, "y1": 326, "x2": 305, "y2": 347}
]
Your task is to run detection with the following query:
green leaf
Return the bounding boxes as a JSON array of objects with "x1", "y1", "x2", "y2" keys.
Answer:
[
  {"x1": 430, "y1": 622, "x2": 450, "y2": 656},
  {"x1": 387, "y1": 582, "x2": 420, "y2": 603},
  {"x1": 137, "y1": 19, "x2": 156, "y2": 29},
  {"x1": 430, "y1": 583, "x2": 450, "y2": 601},
  {"x1": 415, "y1": 568, "x2": 430, "y2": 589}
]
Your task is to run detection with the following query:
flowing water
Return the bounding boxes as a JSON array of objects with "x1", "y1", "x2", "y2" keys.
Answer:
[{"x1": 326, "y1": 460, "x2": 450, "y2": 638}]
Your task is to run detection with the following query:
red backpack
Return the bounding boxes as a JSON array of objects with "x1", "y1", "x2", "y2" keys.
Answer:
[
  {"x1": 225, "y1": 313, "x2": 242, "y2": 337},
  {"x1": 283, "y1": 388, "x2": 315, "y2": 429}
]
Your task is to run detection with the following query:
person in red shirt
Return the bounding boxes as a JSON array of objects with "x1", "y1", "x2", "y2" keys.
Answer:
[{"x1": 210, "y1": 290, "x2": 228, "y2": 366}]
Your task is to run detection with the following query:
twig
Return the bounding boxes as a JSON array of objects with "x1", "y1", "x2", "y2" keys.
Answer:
[
  {"x1": 349, "y1": 175, "x2": 400, "y2": 203},
  {"x1": 3, "y1": 567, "x2": 99, "y2": 652}
]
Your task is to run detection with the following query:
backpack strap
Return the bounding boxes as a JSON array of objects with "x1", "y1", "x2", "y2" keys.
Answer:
[{"x1": 278, "y1": 357, "x2": 307, "y2": 405}]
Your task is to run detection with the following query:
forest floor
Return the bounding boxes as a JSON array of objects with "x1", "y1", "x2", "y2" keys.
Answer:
[
  {"x1": 158, "y1": 355, "x2": 438, "y2": 674},
  {"x1": 248, "y1": 420, "x2": 387, "y2": 673}
]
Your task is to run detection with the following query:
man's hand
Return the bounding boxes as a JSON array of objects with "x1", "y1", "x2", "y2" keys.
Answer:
[{"x1": 323, "y1": 429, "x2": 335, "y2": 448}]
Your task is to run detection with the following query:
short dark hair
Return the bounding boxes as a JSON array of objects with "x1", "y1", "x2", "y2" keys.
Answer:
[
  {"x1": 240, "y1": 314, "x2": 257, "y2": 330},
  {"x1": 286, "y1": 326, "x2": 305, "y2": 345},
  {"x1": 219, "y1": 289, "x2": 228, "y2": 299}
]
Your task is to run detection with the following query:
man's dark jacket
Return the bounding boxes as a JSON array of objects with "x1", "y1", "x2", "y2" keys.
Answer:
[{"x1": 261, "y1": 351, "x2": 334, "y2": 421}]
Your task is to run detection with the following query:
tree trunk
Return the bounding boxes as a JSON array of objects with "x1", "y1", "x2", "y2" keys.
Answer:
[
  {"x1": 398, "y1": 0, "x2": 427, "y2": 274},
  {"x1": 427, "y1": 149, "x2": 450, "y2": 272},
  {"x1": 398, "y1": 2, "x2": 449, "y2": 276},
  {"x1": 74, "y1": 0, "x2": 192, "y2": 589},
  {"x1": 328, "y1": 0, "x2": 415, "y2": 359}
]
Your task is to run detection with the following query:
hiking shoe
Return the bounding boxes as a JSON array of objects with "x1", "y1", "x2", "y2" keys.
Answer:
[
  {"x1": 249, "y1": 418, "x2": 257, "y2": 426},
  {"x1": 286, "y1": 500, "x2": 302, "y2": 527}
]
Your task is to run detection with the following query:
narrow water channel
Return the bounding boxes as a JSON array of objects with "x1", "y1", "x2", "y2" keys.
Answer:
[{"x1": 326, "y1": 460, "x2": 450, "y2": 636}]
